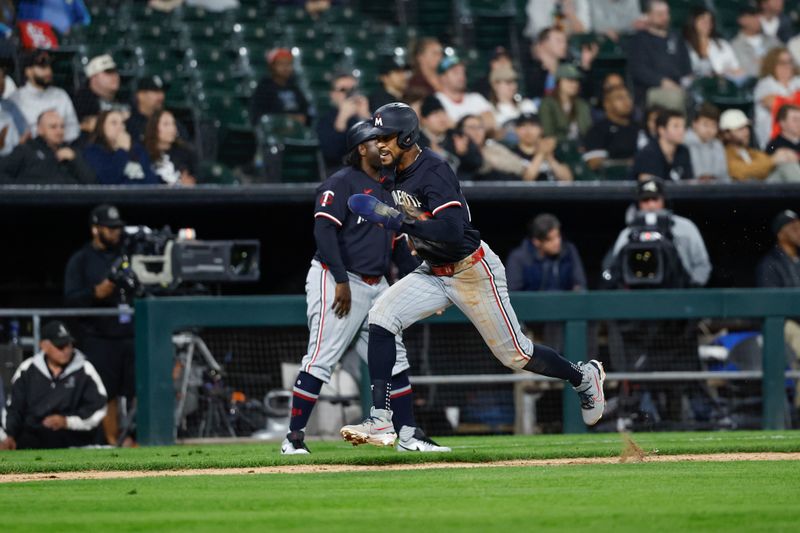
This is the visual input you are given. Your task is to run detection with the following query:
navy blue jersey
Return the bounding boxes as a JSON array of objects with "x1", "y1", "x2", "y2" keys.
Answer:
[
  {"x1": 391, "y1": 148, "x2": 481, "y2": 264},
  {"x1": 313, "y1": 166, "x2": 396, "y2": 279}
]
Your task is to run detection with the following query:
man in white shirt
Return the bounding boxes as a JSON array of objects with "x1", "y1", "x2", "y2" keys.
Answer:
[
  {"x1": 9, "y1": 49, "x2": 80, "y2": 143},
  {"x1": 435, "y1": 56, "x2": 495, "y2": 132},
  {"x1": 758, "y1": 0, "x2": 793, "y2": 43},
  {"x1": 731, "y1": 5, "x2": 782, "y2": 78}
]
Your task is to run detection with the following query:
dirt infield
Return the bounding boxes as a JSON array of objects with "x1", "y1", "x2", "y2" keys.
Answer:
[{"x1": 2, "y1": 452, "x2": 799, "y2": 483}]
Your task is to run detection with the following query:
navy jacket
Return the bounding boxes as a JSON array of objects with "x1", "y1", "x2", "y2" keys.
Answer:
[{"x1": 506, "y1": 239, "x2": 587, "y2": 292}]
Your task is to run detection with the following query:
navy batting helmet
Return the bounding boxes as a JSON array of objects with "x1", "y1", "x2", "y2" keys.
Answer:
[
  {"x1": 346, "y1": 120, "x2": 378, "y2": 152},
  {"x1": 371, "y1": 102, "x2": 419, "y2": 150}
]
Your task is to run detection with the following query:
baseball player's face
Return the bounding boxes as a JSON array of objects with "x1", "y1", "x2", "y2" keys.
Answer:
[
  {"x1": 360, "y1": 139, "x2": 382, "y2": 170},
  {"x1": 375, "y1": 134, "x2": 401, "y2": 166}
]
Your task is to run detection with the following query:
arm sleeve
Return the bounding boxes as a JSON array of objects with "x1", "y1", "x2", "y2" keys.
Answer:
[
  {"x1": 756, "y1": 256, "x2": 783, "y2": 287},
  {"x1": 63, "y1": 252, "x2": 95, "y2": 306},
  {"x1": 401, "y1": 205, "x2": 464, "y2": 243},
  {"x1": 631, "y1": 148, "x2": 660, "y2": 178},
  {"x1": 505, "y1": 248, "x2": 526, "y2": 291},
  {"x1": 62, "y1": 99, "x2": 80, "y2": 143},
  {"x1": 2, "y1": 367, "x2": 27, "y2": 439},
  {"x1": 313, "y1": 218, "x2": 348, "y2": 283},
  {"x1": 569, "y1": 243, "x2": 588, "y2": 290},
  {"x1": 66, "y1": 152, "x2": 96, "y2": 184},
  {"x1": 685, "y1": 221, "x2": 712, "y2": 286},
  {"x1": 392, "y1": 236, "x2": 421, "y2": 277},
  {"x1": 538, "y1": 98, "x2": 559, "y2": 138},
  {"x1": 0, "y1": 145, "x2": 26, "y2": 183},
  {"x1": 65, "y1": 362, "x2": 108, "y2": 432},
  {"x1": 728, "y1": 149, "x2": 775, "y2": 181}
]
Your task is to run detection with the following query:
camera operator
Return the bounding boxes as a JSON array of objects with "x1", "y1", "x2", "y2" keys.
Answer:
[
  {"x1": 63, "y1": 204, "x2": 135, "y2": 446},
  {"x1": 605, "y1": 177, "x2": 711, "y2": 288}
]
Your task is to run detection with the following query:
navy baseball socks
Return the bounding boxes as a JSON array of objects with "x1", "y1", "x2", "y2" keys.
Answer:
[
  {"x1": 281, "y1": 371, "x2": 322, "y2": 455},
  {"x1": 523, "y1": 344, "x2": 607, "y2": 425}
]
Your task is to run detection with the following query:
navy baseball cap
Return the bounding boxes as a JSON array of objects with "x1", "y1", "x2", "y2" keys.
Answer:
[
  {"x1": 638, "y1": 177, "x2": 666, "y2": 201},
  {"x1": 42, "y1": 320, "x2": 75, "y2": 348},
  {"x1": 420, "y1": 95, "x2": 445, "y2": 118},
  {"x1": 378, "y1": 55, "x2": 411, "y2": 76},
  {"x1": 772, "y1": 209, "x2": 799, "y2": 235},
  {"x1": 136, "y1": 75, "x2": 165, "y2": 92},
  {"x1": 515, "y1": 113, "x2": 540, "y2": 127},
  {"x1": 90, "y1": 204, "x2": 125, "y2": 228},
  {"x1": 346, "y1": 120, "x2": 379, "y2": 152}
]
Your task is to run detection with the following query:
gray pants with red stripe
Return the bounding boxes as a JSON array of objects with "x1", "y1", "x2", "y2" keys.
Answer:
[
  {"x1": 369, "y1": 241, "x2": 534, "y2": 370},
  {"x1": 300, "y1": 260, "x2": 410, "y2": 383}
]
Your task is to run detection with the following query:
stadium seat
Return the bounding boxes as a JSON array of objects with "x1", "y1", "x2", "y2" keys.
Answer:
[{"x1": 258, "y1": 115, "x2": 324, "y2": 182}]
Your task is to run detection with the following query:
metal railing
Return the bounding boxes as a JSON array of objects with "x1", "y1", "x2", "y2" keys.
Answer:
[{"x1": 0, "y1": 308, "x2": 132, "y2": 349}]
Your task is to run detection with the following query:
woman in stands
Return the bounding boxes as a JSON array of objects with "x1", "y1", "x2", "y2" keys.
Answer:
[
  {"x1": 83, "y1": 110, "x2": 159, "y2": 185},
  {"x1": 753, "y1": 47, "x2": 800, "y2": 148},
  {"x1": 538, "y1": 63, "x2": 592, "y2": 142},
  {"x1": 488, "y1": 65, "x2": 537, "y2": 142},
  {"x1": 683, "y1": 7, "x2": 745, "y2": 82},
  {"x1": 144, "y1": 109, "x2": 198, "y2": 186}
]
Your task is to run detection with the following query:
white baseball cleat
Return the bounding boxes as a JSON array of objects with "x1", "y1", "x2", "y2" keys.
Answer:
[
  {"x1": 280, "y1": 431, "x2": 310, "y2": 455},
  {"x1": 574, "y1": 360, "x2": 606, "y2": 426},
  {"x1": 396, "y1": 426, "x2": 451, "y2": 452},
  {"x1": 340, "y1": 407, "x2": 397, "y2": 447}
]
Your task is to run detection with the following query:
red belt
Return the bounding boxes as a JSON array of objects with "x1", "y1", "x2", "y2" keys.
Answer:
[
  {"x1": 430, "y1": 247, "x2": 485, "y2": 276},
  {"x1": 319, "y1": 262, "x2": 382, "y2": 285}
]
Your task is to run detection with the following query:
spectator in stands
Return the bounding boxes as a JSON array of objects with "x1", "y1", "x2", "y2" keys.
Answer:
[
  {"x1": 720, "y1": 108, "x2": 800, "y2": 182},
  {"x1": 583, "y1": 85, "x2": 646, "y2": 171},
  {"x1": 72, "y1": 94, "x2": 100, "y2": 150},
  {"x1": 0, "y1": 320, "x2": 106, "y2": 450},
  {"x1": 0, "y1": 110, "x2": 94, "y2": 184},
  {"x1": 317, "y1": 73, "x2": 370, "y2": 173},
  {"x1": 406, "y1": 37, "x2": 443, "y2": 99},
  {"x1": 64, "y1": 204, "x2": 135, "y2": 446},
  {"x1": 435, "y1": 56, "x2": 495, "y2": 132},
  {"x1": 587, "y1": 0, "x2": 646, "y2": 41},
  {"x1": 73, "y1": 54, "x2": 129, "y2": 118},
  {"x1": 83, "y1": 110, "x2": 159, "y2": 185},
  {"x1": 488, "y1": 64, "x2": 537, "y2": 141},
  {"x1": 418, "y1": 98, "x2": 482, "y2": 180},
  {"x1": 523, "y1": 27, "x2": 568, "y2": 99},
  {"x1": 628, "y1": 0, "x2": 692, "y2": 107},
  {"x1": 757, "y1": 209, "x2": 800, "y2": 286},
  {"x1": 754, "y1": 47, "x2": 800, "y2": 148},
  {"x1": 0, "y1": 107, "x2": 19, "y2": 156},
  {"x1": 767, "y1": 104, "x2": 800, "y2": 155},
  {"x1": 539, "y1": 63, "x2": 592, "y2": 142},
  {"x1": 524, "y1": 0, "x2": 589, "y2": 39},
  {"x1": 508, "y1": 113, "x2": 573, "y2": 181},
  {"x1": 250, "y1": 48, "x2": 311, "y2": 127},
  {"x1": 10, "y1": 50, "x2": 80, "y2": 143},
  {"x1": 473, "y1": 46, "x2": 514, "y2": 99},
  {"x1": 126, "y1": 76, "x2": 188, "y2": 144},
  {"x1": 608, "y1": 177, "x2": 712, "y2": 287},
  {"x1": 683, "y1": 7, "x2": 745, "y2": 82},
  {"x1": 644, "y1": 104, "x2": 666, "y2": 142},
  {"x1": 684, "y1": 103, "x2": 729, "y2": 181},
  {"x1": 759, "y1": 0, "x2": 793, "y2": 43},
  {"x1": 144, "y1": 109, "x2": 198, "y2": 186},
  {"x1": 631, "y1": 109, "x2": 694, "y2": 181},
  {"x1": 0, "y1": 65, "x2": 29, "y2": 139},
  {"x1": 368, "y1": 55, "x2": 411, "y2": 112},
  {"x1": 461, "y1": 114, "x2": 523, "y2": 180},
  {"x1": 732, "y1": 5, "x2": 782, "y2": 79},
  {"x1": 506, "y1": 213, "x2": 586, "y2": 292}
]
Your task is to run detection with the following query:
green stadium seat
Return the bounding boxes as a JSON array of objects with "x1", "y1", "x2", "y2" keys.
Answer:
[{"x1": 258, "y1": 114, "x2": 324, "y2": 182}]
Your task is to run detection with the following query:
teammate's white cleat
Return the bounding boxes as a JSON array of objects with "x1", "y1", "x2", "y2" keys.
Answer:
[
  {"x1": 340, "y1": 407, "x2": 397, "y2": 447},
  {"x1": 280, "y1": 431, "x2": 310, "y2": 455},
  {"x1": 396, "y1": 426, "x2": 451, "y2": 452},
  {"x1": 574, "y1": 360, "x2": 606, "y2": 426}
]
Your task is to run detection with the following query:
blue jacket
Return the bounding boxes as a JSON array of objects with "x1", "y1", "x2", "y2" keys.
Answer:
[
  {"x1": 506, "y1": 239, "x2": 587, "y2": 292},
  {"x1": 83, "y1": 142, "x2": 160, "y2": 185}
]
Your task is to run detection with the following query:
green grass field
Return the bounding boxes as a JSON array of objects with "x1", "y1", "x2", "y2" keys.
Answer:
[{"x1": 2, "y1": 431, "x2": 800, "y2": 532}]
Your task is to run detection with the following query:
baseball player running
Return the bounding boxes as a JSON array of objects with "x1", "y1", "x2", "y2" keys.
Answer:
[
  {"x1": 282, "y1": 121, "x2": 450, "y2": 454},
  {"x1": 341, "y1": 103, "x2": 606, "y2": 446}
]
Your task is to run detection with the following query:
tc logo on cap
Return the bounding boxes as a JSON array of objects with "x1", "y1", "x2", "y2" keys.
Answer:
[{"x1": 374, "y1": 114, "x2": 383, "y2": 127}]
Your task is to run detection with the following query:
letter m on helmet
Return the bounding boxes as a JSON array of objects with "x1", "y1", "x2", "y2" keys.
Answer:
[{"x1": 374, "y1": 114, "x2": 383, "y2": 127}]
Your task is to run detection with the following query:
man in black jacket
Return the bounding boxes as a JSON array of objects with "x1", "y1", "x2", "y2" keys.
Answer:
[
  {"x1": 0, "y1": 110, "x2": 95, "y2": 184},
  {"x1": 757, "y1": 210, "x2": 800, "y2": 287},
  {"x1": 0, "y1": 321, "x2": 107, "y2": 450},
  {"x1": 63, "y1": 204, "x2": 135, "y2": 446}
]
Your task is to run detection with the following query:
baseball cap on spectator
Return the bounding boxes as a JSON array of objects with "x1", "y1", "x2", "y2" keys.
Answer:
[
  {"x1": 637, "y1": 177, "x2": 666, "y2": 201},
  {"x1": 739, "y1": 2, "x2": 760, "y2": 16},
  {"x1": 378, "y1": 55, "x2": 411, "y2": 76},
  {"x1": 772, "y1": 209, "x2": 799, "y2": 235},
  {"x1": 90, "y1": 204, "x2": 125, "y2": 228},
  {"x1": 41, "y1": 320, "x2": 75, "y2": 348},
  {"x1": 515, "y1": 113, "x2": 540, "y2": 127},
  {"x1": 437, "y1": 55, "x2": 461, "y2": 75},
  {"x1": 267, "y1": 48, "x2": 293, "y2": 64},
  {"x1": 85, "y1": 54, "x2": 117, "y2": 77},
  {"x1": 21, "y1": 49, "x2": 52, "y2": 69},
  {"x1": 420, "y1": 95, "x2": 446, "y2": 117},
  {"x1": 136, "y1": 75, "x2": 165, "y2": 92},
  {"x1": 555, "y1": 63, "x2": 582, "y2": 80},
  {"x1": 490, "y1": 65, "x2": 518, "y2": 84},
  {"x1": 719, "y1": 109, "x2": 750, "y2": 131}
]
